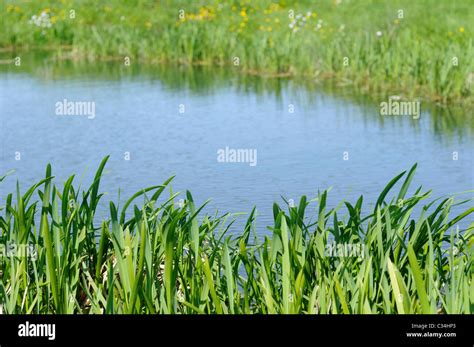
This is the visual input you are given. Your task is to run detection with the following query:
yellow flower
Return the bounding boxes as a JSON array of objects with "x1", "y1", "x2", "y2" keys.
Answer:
[
  {"x1": 15, "y1": 6, "x2": 22, "y2": 13},
  {"x1": 43, "y1": 8, "x2": 50, "y2": 13},
  {"x1": 145, "y1": 21, "x2": 152, "y2": 28},
  {"x1": 459, "y1": 27, "x2": 464, "y2": 33},
  {"x1": 267, "y1": 27, "x2": 272, "y2": 32},
  {"x1": 259, "y1": 25, "x2": 265, "y2": 31},
  {"x1": 51, "y1": 16, "x2": 57, "y2": 24},
  {"x1": 240, "y1": 10, "x2": 247, "y2": 17},
  {"x1": 6, "y1": 4, "x2": 14, "y2": 12},
  {"x1": 274, "y1": 18, "x2": 280, "y2": 24},
  {"x1": 394, "y1": 19, "x2": 399, "y2": 25}
]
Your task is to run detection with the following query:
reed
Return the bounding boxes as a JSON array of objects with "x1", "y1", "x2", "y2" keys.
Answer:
[
  {"x1": 0, "y1": 157, "x2": 472, "y2": 314},
  {"x1": 1, "y1": 0, "x2": 473, "y2": 104}
]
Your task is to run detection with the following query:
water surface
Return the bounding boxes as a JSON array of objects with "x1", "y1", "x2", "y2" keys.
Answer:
[{"x1": 0, "y1": 54, "x2": 472, "y2": 232}]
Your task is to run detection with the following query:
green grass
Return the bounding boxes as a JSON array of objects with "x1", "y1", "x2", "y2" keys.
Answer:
[
  {"x1": 1, "y1": 0, "x2": 473, "y2": 105},
  {"x1": 0, "y1": 157, "x2": 473, "y2": 314}
]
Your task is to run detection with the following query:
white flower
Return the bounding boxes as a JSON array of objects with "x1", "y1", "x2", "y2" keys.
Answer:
[
  {"x1": 376, "y1": 31, "x2": 383, "y2": 37},
  {"x1": 29, "y1": 12, "x2": 53, "y2": 29},
  {"x1": 306, "y1": 11, "x2": 312, "y2": 17}
]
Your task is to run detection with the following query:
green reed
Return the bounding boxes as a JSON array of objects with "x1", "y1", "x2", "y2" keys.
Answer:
[
  {"x1": 1, "y1": 0, "x2": 473, "y2": 104},
  {"x1": 0, "y1": 157, "x2": 472, "y2": 314}
]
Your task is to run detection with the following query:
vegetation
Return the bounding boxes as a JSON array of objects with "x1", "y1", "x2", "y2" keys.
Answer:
[
  {"x1": 0, "y1": 157, "x2": 472, "y2": 314},
  {"x1": 1, "y1": 0, "x2": 473, "y2": 104}
]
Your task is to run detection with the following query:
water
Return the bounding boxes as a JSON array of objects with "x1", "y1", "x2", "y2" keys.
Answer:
[{"x1": 1, "y1": 54, "x2": 473, "y2": 232}]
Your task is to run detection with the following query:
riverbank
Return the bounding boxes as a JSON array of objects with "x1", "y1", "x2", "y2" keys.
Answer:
[{"x1": 1, "y1": 0, "x2": 473, "y2": 105}]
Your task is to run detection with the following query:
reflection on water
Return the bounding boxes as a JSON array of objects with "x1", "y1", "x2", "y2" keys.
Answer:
[{"x1": 0, "y1": 51, "x2": 473, "y2": 231}]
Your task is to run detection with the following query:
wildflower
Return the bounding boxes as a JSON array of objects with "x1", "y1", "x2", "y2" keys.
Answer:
[
  {"x1": 240, "y1": 10, "x2": 247, "y2": 17},
  {"x1": 145, "y1": 21, "x2": 152, "y2": 29},
  {"x1": 394, "y1": 19, "x2": 399, "y2": 25},
  {"x1": 376, "y1": 31, "x2": 382, "y2": 37},
  {"x1": 267, "y1": 27, "x2": 272, "y2": 32},
  {"x1": 29, "y1": 11, "x2": 53, "y2": 28},
  {"x1": 459, "y1": 27, "x2": 464, "y2": 33}
]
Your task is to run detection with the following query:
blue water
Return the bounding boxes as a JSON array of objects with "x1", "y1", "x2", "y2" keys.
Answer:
[{"x1": 0, "y1": 64, "x2": 473, "y2": 232}]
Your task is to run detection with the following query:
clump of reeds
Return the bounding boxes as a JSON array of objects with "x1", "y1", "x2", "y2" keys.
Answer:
[{"x1": 0, "y1": 157, "x2": 472, "y2": 314}]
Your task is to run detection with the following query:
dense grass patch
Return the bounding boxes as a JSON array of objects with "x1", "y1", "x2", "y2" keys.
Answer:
[
  {"x1": 1, "y1": 0, "x2": 473, "y2": 104},
  {"x1": 0, "y1": 157, "x2": 472, "y2": 314}
]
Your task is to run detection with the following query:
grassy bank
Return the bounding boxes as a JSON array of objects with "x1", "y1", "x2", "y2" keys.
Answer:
[
  {"x1": 0, "y1": 157, "x2": 472, "y2": 314},
  {"x1": 1, "y1": 0, "x2": 473, "y2": 104}
]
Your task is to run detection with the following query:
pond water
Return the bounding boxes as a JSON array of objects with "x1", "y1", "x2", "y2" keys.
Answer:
[{"x1": 0, "y1": 54, "x2": 473, "y2": 232}]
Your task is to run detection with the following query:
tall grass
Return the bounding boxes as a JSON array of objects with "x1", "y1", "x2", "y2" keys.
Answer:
[
  {"x1": 1, "y1": 0, "x2": 473, "y2": 104},
  {"x1": 1, "y1": 158, "x2": 472, "y2": 314}
]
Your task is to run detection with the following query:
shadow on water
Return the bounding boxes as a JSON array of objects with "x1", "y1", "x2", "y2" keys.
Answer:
[{"x1": 1, "y1": 50, "x2": 473, "y2": 143}]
